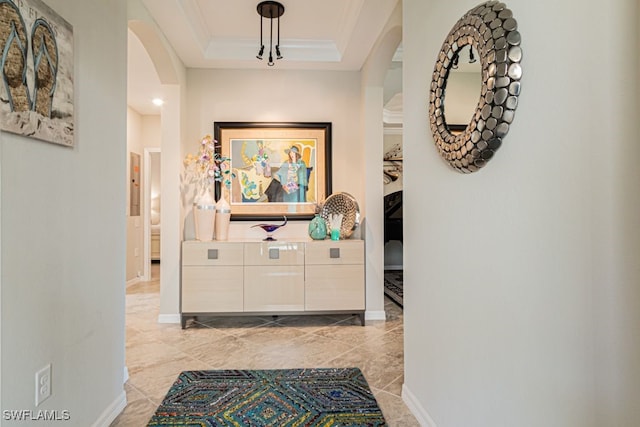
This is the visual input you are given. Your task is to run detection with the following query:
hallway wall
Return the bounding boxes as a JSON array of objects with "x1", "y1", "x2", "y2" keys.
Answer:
[
  {"x1": 403, "y1": 0, "x2": 640, "y2": 426},
  {"x1": 0, "y1": 1, "x2": 127, "y2": 424},
  {"x1": 183, "y1": 68, "x2": 363, "y2": 220}
]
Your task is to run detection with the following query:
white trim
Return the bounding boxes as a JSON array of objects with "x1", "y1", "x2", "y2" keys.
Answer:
[
  {"x1": 383, "y1": 108, "x2": 403, "y2": 125},
  {"x1": 90, "y1": 390, "x2": 127, "y2": 427},
  {"x1": 384, "y1": 264, "x2": 403, "y2": 270},
  {"x1": 365, "y1": 310, "x2": 386, "y2": 321},
  {"x1": 335, "y1": 0, "x2": 366, "y2": 54},
  {"x1": 123, "y1": 366, "x2": 129, "y2": 384},
  {"x1": 143, "y1": 147, "x2": 161, "y2": 281},
  {"x1": 206, "y1": 38, "x2": 342, "y2": 63},
  {"x1": 402, "y1": 384, "x2": 438, "y2": 427},
  {"x1": 126, "y1": 277, "x2": 140, "y2": 287},
  {"x1": 383, "y1": 126, "x2": 403, "y2": 135},
  {"x1": 158, "y1": 313, "x2": 181, "y2": 324},
  {"x1": 392, "y1": 44, "x2": 403, "y2": 62}
]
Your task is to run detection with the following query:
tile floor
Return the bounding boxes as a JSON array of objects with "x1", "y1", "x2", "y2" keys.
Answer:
[{"x1": 111, "y1": 264, "x2": 418, "y2": 426}]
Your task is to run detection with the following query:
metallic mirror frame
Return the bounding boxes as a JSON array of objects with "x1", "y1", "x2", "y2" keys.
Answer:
[{"x1": 429, "y1": 1, "x2": 522, "y2": 173}]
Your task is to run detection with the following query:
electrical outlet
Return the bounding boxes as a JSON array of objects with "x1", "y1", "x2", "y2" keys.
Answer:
[{"x1": 35, "y1": 364, "x2": 52, "y2": 406}]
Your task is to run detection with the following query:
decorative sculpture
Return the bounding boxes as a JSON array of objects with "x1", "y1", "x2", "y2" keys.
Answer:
[{"x1": 251, "y1": 216, "x2": 287, "y2": 241}]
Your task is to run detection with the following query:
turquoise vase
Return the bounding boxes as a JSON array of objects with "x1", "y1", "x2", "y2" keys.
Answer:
[{"x1": 308, "y1": 214, "x2": 327, "y2": 240}]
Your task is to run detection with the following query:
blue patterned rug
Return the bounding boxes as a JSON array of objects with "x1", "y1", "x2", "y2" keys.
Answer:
[{"x1": 148, "y1": 368, "x2": 387, "y2": 426}]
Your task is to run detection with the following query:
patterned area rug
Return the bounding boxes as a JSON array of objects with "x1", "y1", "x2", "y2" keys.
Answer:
[
  {"x1": 384, "y1": 270, "x2": 403, "y2": 307},
  {"x1": 148, "y1": 368, "x2": 387, "y2": 426}
]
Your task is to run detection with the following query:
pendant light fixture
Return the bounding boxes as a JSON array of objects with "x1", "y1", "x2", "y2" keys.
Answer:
[
  {"x1": 256, "y1": 1, "x2": 284, "y2": 66},
  {"x1": 468, "y1": 46, "x2": 476, "y2": 63}
]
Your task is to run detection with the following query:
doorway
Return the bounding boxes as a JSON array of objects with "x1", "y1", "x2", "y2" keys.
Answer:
[{"x1": 143, "y1": 148, "x2": 161, "y2": 281}]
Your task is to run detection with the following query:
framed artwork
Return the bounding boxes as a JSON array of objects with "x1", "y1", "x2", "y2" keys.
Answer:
[
  {"x1": 0, "y1": 0, "x2": 74, "y2": 147},
  {"x1": 214, "y1": 122, "x2": 332, "y2": 220}
]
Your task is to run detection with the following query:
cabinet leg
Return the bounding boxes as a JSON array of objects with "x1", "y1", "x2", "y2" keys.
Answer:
[
  {"x1": 181, "y1": 315, "x2": 186, "y2": 329},
  {"x1": 358, "y1": 313, "x2": 365, "y2": 326}
]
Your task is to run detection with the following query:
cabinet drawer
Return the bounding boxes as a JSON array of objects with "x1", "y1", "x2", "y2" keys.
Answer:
[
  {"x1": 305, "y1": 265, "x2": 365, "y2": 311},
  {"x1": 305, "y1": 240, "x2": 364, "y2": 265},
  {"x1": 181, "y1": 266, "x2": 244, "y2": 313},
  {"x1": 181, "y1": 266, "x2": 243, "y2": 312},
  {"x1": 244, "y1": 242, "x2": 304, "y2": 266},
  {"x1": 182, "y1": 242, "x2": 244, "y2": 266},
  {"x1": 244, "y1": 266, "x2": 304, "y2": 311}
]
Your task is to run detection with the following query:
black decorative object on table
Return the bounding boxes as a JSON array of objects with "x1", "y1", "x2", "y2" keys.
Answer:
[{"x1": 251, "y1": 216, "x2": 287, "y2": 240}]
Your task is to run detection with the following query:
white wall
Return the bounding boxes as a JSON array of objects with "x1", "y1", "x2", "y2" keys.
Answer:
[
  {"x1": 403, "y1": 1, "x2": 640, "y2": 426},
  {"x1": 0, "y1": 1, "x2": 127, "y2": 425},
  {"x1": 184, "y1": 69, "x2": 363, "y2": 209},
  {"x1": 591, "y1": 2, "x2": 640, "y2": 425}
]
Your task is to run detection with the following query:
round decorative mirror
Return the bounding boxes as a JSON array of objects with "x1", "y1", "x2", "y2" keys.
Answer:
[{"x1": 429, "y1": 1, "x2": 522, "y2": 173}]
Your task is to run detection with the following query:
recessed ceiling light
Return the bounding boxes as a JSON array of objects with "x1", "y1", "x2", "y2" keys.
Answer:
[{"x1": 152, "y1": 98, "x2": 164, "y2": 106}]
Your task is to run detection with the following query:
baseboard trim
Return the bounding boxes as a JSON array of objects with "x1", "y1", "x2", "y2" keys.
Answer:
[
  {"x1": 365, "y1": 310, "x2": 386, "y2": 321},
  {"x1": 126, "y1": 277, "x2": 140, "y2": 287},
  {"x1": 91, "y1": 390, "x2": 127, "y2": 427},
  {"x1": 158, "y1": 313, "x2": 181, "y2": 324},
  {"x1": 402, "y1": 384, "x2": 438, "y2": 427},
  {"x1": 123, "y1": 366, "x2": 129, "y2": 384}
]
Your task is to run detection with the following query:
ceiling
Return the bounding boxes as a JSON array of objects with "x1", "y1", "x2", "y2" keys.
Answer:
[{"x1": 128, "y1": 0, "x2": 400, "y2": 115}]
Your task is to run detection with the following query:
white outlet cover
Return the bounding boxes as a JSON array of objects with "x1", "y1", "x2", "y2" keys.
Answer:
[{"x1": 35, "y1": 364, "x2": 52, "y2": 406}]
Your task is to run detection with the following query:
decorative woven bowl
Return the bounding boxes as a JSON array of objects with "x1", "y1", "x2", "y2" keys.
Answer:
[{"x1": 320, "y1": 192, "x2": 360, "y2": 239}]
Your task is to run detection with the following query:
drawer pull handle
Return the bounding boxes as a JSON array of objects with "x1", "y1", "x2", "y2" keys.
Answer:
[
  {"x1": 207, "y1": 249, "x2": 219, "y2": 260},
  {"x1": 269, "y1": 248, "x2": 280, "y2": 259},
  {"x1": 330, "y1": 248, "x2": 340, "y2": 258}
]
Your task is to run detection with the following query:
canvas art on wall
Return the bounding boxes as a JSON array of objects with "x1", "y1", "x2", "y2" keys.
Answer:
[
  {"x1": 0, "y1": 0, "x2": 73, "y2": 147},
  {"x1": 214, "y1": 122, "x2": 332, "y2": 220}
]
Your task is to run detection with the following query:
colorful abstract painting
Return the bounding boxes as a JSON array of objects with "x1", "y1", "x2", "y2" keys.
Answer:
[{"x1": 215, "y1": 122, "x2": 331, "y2": 220}]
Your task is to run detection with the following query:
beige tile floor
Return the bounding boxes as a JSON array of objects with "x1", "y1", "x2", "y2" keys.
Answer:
[{"x1": 111, "y1": 264, "x2": 418, "y2": 426}]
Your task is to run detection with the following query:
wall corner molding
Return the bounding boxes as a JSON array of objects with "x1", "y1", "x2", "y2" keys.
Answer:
[
  {"x1": 91, "y1": 390, "x2": 127, "y2": 427},
  {"x1": 157, "y1": 313, "x2": 181, "y2": 324},
  {"x1": 364, "y1": 310, "x2": 386, "y2": 321},
  {"x1": 402, "y1": 384, "x2": 438, "y2": 427}
]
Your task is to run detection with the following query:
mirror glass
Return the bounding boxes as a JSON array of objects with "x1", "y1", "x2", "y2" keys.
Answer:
[{"x1": 444, "y1": 46, "x2": 481, "y2": 128}]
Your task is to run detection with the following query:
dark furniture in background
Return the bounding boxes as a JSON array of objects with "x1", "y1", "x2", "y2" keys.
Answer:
[{"x1": 384, "y1": 191, "x2": 403, "y2": 244}]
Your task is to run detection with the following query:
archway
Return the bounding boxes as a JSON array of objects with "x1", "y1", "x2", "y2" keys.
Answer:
[
  {"x1": 127, "y1": 15, "x2": 184, "y2": 322},
  {"x1": 361, "y1": 5, "x2": 402, "y2": 319}
]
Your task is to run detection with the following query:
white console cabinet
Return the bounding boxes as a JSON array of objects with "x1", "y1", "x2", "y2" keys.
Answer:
[{"x1": 180, "y1": 239, "x2": 364, "y2": 328}]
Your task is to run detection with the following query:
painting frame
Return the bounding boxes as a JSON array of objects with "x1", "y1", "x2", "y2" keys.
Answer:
[{"x1": 214, "y1": 121, "x2": 332, "y2": 221}]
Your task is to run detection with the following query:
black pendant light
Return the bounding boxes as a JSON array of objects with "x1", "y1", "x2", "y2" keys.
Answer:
[
  {"x1": 468, "y1": 46, "x2": 476, "y2": 63},
  {"x1": 256, "y1": 1, "x2": 284, "y2": 66}
]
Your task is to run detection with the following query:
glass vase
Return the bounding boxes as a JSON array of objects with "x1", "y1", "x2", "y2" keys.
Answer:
[{"x1": 308, "y1": 214, "x2": 327, "y2": 240}]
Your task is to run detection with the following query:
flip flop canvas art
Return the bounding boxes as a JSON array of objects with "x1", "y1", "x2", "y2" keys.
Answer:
[{"x1": 0, "y1": 0, "x2": 73, "y2": 147}]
